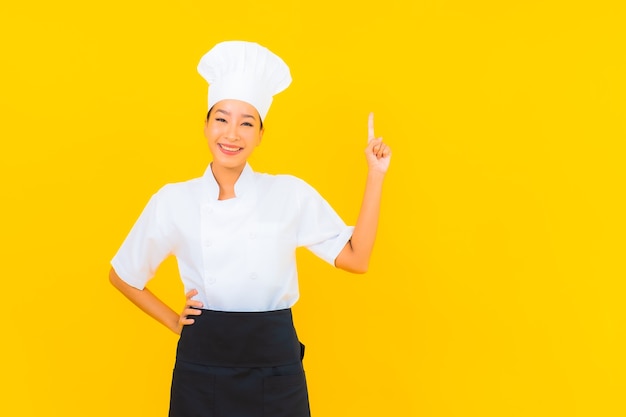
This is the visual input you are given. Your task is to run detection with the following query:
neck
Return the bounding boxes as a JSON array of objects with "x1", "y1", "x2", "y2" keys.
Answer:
[{"x1": 211, "y1": 163, "x2": 245, "y2": 200}]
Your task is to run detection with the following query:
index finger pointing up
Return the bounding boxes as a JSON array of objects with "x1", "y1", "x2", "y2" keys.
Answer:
[{"x1": 368, "y1": 112, "x2": 375, "y2": 142}]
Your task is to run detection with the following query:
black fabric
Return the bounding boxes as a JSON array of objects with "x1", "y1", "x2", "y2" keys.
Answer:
[{"x1": 169, "y1": 308, "x2": 311, "y2": 417}]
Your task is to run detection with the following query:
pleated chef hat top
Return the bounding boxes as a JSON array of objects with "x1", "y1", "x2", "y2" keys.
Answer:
[{"x1": 197, "y1": 41, "x2": 292, "y2": 121}]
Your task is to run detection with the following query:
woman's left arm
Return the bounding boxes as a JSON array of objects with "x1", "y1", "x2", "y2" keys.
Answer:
[{"x1": 335, "y1": 113, "x2": 391, "y2": 273}]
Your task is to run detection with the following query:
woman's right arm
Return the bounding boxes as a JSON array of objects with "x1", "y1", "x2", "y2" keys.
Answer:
[{"x1": 109, "y1": 267, "x2": 202, "y2": 335}]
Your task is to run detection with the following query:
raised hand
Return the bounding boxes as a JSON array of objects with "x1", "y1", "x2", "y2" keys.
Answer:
[{"x1": 365, "y1": 112, "x2": 391, "y2": 174}]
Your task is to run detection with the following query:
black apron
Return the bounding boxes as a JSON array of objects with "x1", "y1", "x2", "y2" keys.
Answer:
[{"x1": 169, "y1": 308, "x2": 311, "y2": 417}]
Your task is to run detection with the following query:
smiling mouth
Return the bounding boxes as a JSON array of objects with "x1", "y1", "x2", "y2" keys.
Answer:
[{"x1": 218, "y1": 143, "x2": 243, "y2": 154}]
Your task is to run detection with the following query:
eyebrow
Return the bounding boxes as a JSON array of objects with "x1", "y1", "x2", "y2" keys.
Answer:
[{"x1": 215, "y1": 109, "x2": 257, "y2": 120}]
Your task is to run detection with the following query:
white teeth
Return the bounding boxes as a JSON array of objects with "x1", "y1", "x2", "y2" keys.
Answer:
[{"x1": 220, "y1": 144, "x2": 241, "y2": 151}]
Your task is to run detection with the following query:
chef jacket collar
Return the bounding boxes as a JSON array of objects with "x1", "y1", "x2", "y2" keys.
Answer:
[{"x1": 203, "y1": 162, "x2": 255, "y2": 201}]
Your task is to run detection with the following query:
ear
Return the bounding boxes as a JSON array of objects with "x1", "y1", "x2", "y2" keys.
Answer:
[
  {"x1": 203, "y1": 119, "x2": 210, "y2": 139},
  {"x1": 257, "y1": 127, "x2": 265, "y2": 145}
]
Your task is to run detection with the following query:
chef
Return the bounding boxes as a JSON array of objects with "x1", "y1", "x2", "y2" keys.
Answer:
[{"x1": 110, "y1": 40, "x2": 391, "y2": 417}]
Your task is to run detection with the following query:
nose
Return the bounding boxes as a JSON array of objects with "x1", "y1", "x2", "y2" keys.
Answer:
[{"x1": 225, "y1": 125, "x2": 240, "y2": 141}]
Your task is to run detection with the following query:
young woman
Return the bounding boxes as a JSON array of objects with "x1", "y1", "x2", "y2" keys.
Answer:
[{"x1": 109, "y1": 41, "x2": 391, "y2": 417}]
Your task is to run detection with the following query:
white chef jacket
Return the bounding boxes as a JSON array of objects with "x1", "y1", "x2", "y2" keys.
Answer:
[{"x1": 111, "y1": 163, "x2": 354, "y2": 312}]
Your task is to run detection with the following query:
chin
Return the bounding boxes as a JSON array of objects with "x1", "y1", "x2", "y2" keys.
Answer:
[{"x1": 214, "y1": 158, "x2": 245, "y2": 169}]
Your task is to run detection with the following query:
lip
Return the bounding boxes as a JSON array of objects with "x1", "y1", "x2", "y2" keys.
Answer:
[{"x1": 218, "y1": 143, "x2": 243, "y2": 155}]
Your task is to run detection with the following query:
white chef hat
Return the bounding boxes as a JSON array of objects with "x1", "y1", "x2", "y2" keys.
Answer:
[{"x1": 197, "y1": 41, "x2": 292, "y2": 121}]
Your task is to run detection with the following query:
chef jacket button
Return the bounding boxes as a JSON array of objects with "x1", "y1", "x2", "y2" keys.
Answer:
[
  {"x1": 249, "y1": 232, "x2": 256, "y2": 239},
  {"x1": 204, "y1": 240, "x2": 212, "y2": 247},
  {"x1": 249, "y1": 273, "x2": 258, "y2": 280},
  {"x1": 207, "y1": 276, "x2": 216, "y2": 284}
]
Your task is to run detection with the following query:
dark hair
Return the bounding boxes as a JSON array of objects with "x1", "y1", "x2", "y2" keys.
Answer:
[{"x1": 206, "y1": 106, "x2": 263, "y2": 130}]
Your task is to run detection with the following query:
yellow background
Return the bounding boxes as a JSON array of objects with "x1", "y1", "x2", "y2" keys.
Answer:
[{"x1": 1, "y1": 1, "x2": 624, "y2": 416}]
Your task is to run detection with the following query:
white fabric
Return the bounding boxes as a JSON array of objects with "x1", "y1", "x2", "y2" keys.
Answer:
[
  {"x1": 197, "y1": 41, "x2": 292, "y2": 121},
  {"x1": 111, "y1": 164, "x2": 353, "y2": 312}
]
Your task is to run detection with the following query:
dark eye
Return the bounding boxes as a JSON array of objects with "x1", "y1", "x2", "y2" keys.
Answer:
[
  {"x1": 242, "y1": 122, "x2": 254, "y2": 127},
  {"x1": 215, "y1": 117, "x2": 227, "y2": 123}
]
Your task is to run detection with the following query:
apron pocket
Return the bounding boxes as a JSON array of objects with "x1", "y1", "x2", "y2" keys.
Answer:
[
  {"x1": 169, "y1": 365, "x2": 216, "y2": 417},
  {"x1": 263, "y1": 372, "x2": 310, "y2": 417}
]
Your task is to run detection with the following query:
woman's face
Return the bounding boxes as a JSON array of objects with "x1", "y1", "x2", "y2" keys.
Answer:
[{"x1": 204, "y1": 99, "x2": 264, "y2": 170}]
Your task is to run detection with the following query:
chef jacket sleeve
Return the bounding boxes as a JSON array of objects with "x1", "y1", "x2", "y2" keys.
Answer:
[
  {"x1": 295, "y1": 179, "x2": 354, "y2": 266},
  {"x1": 111, "y1": 189, "x2": 175, "y2": 290}
]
